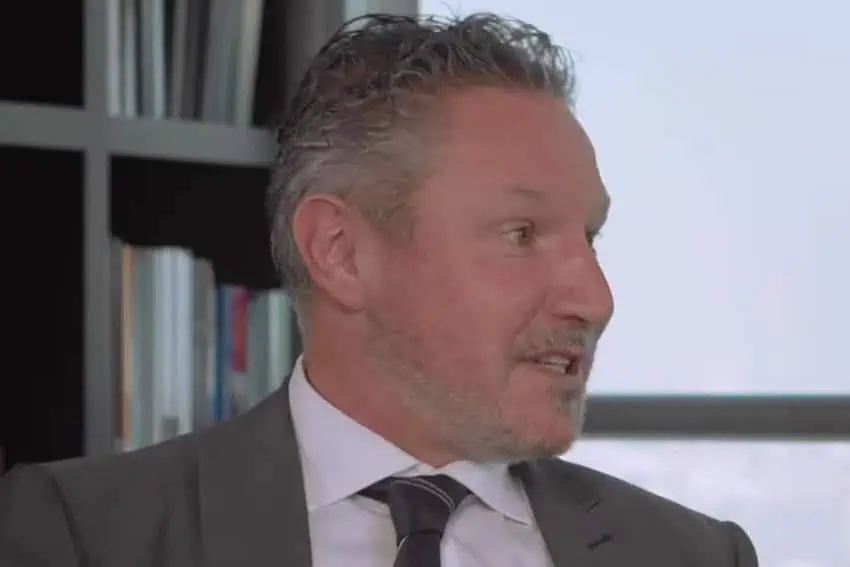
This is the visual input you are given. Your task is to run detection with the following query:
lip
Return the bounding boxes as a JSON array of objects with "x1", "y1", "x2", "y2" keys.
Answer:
[
  {"x1": 520, "y1": 362, "x2": 586, "y2": 394},
  {"x1": 521, "y1": 353, "x2": 585, "y2": 379}
]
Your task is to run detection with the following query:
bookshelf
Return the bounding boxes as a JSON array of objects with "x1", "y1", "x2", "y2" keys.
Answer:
[{"x1": 0, "y1": 0, "x2": 418, "y2": 469}]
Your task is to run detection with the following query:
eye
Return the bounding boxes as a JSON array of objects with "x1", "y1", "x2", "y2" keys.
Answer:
[{"x1": 505, "y1": 223, "x2": 536, "y2": 247}]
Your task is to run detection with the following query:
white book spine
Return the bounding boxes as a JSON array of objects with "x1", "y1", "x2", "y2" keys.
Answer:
[
  {"x1": 232, "y1": 0, "x2": 265, "y2": 126},
  {"x1": 139, "y1": 0, "x2": 167, "y2": 118},
  {"x1": 172, "y1": 249, "x2": 195, "y2": 436},
  {"x1": 130, "y1": 247, "x2": 155, "y2": 448},
  {"x1": 121, "y1": 0, "x2": 139, "y2": 117},
  {"x1": 107, "y1": 0, "x2": 123, "y2": 115}
]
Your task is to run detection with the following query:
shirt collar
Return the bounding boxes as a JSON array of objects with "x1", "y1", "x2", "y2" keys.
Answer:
[{"x1": 288, "y1": 356, "x2": 533, "y2": 525}]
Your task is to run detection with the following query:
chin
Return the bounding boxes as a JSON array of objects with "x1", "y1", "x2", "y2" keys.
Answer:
[
  {"x1": 504, "y1": 416, "x2": 580, "y2": 460},
  {"x1": 529, "y1": 405, "x2": 585, "y2": 457},
  {"x1": 534, "y1": 430, "x2": 580, "y2": 457}
]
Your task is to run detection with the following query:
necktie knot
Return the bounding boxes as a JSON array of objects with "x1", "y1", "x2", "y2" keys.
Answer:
[{"x1": 360, "y1": 474, "x2": 470, "y2": 542}]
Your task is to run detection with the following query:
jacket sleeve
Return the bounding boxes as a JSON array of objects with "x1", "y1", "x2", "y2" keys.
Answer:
[
  {"x1": 724, "y1": 521, "x2": 759, "y2": 567},
  {"x1": 0, "y1": 465, "x2": 80, "y2": 567}
]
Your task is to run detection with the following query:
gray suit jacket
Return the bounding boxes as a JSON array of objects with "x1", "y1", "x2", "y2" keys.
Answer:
[{"x1": 0, "y1": 382, "x2": 758, "y2": 567}]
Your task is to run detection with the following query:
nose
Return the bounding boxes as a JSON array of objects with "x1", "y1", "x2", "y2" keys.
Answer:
[{"x1": 545, "y1": 247, "x2": 614, "y2": 330}]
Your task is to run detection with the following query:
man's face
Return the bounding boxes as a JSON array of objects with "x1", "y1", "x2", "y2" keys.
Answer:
[{"x1": 364, "y1": 87, "x2": 613, "y2": 462}]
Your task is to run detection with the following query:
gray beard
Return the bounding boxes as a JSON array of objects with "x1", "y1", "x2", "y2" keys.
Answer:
[{"x1": 365, "y1": 311, "x2": 590, "y2": 462}]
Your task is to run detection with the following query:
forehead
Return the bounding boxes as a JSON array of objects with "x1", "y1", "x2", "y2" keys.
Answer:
[{"x1": 423, "y1": 87, "x2": 607, "y2": 214}]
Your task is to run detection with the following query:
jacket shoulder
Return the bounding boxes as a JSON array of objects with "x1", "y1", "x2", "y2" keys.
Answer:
[
  {"x1": 538, "y1": 457, "x2": 758, "y2": 565},
  {"x1": 545, "y1": 457, "x2": 719, "y2": 523},
  {"x1": 46, "y1": 427, "x2": 202, "y2": 495},
  {"x1": 0, "y1": 426, "x2": 216, "y2": 565}
]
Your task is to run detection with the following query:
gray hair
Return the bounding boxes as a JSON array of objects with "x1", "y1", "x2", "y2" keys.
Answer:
[{"x1": 266, "y1": 12, "x2": 577, "y2": 315}]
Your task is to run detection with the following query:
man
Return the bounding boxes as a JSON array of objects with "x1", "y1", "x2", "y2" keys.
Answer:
[{"x1": 0, "y1": 12, "x2": 758, "y2": 567}]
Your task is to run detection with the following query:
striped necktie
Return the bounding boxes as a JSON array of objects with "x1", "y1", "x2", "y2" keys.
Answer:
[{"x1": 360, "y1": 474, "x2": 471, "y2": 567}]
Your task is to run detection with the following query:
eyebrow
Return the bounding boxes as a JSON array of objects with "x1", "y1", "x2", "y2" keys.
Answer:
[
  {"x1": 503, "y1": 185, "x2": 612, "y2": 226},
  {"x1": 504, "y1": 186, "x2": 549, "y2": 205}
]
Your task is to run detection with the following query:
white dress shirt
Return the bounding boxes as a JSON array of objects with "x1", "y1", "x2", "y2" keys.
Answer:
[{"x1": 288, "y1": 357, "x2": 555, "y2": 567}]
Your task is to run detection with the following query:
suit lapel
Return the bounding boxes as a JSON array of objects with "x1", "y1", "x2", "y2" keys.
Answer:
[
  {"x1": 199, "y1": 379, "x2": 312, "y2": 567},
  {"x1": 513, "y1": 458, "x2": 627, "y2": 567}
]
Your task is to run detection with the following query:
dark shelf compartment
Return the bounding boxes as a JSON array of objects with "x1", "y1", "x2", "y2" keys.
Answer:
[
  {"x1": 0, "y1": 146, "x2": 84, "y2": 469},
  {"x1": 0, "y1": 2, "x2": 83, "y2": 107},
  {"x1": 110, "y1": 157, "x2": 279, "y2": 290},
  {"x1": 252, "y1": 0, "x2": 289, "y2": 128}
]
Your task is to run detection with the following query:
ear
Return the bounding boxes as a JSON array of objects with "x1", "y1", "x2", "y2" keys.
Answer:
[{"x1": 291, "y1": 194, "x2": 367, "y2": 312}]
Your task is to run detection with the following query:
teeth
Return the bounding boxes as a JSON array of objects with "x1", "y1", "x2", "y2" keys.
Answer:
[
  {"x1": 534, "y1": 355, "x2": 571, "y2": 374},
  {"x1": 538, "y1": 362, "x2": 567, "y2": 373},
  {"x1": 537, "y1": 355, "x2": 571, "y2": 365}
]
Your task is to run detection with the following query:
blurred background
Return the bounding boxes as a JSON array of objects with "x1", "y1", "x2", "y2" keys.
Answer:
[{"x1": 0, "y1": 1, "x2": 848, "y2": 566}]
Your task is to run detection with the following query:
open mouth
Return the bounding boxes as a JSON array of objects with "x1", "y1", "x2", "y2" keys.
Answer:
[{"x1": 526, "y1": 352, "x2": 581, "y2": 376}]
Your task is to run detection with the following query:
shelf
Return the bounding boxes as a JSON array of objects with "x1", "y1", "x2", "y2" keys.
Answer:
[
  {"x1": 0, "y1": 101, "x2": 276, "y2": 167},
  {"x1": 0, "y1": 102, "x2": 91, "y2": 151},
  {"x1": 107, "y1": 116, "x2": 275, "y2": 167},
  {"x1": 0, "y1": 0, "x2": 421, "y2": 467}
]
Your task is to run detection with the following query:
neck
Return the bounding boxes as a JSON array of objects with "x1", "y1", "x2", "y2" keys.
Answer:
[{"x1": 301, "y1": 318, "x2": 459, "y2": 468}]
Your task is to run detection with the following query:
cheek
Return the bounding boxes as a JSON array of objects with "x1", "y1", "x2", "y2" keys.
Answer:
[
  {"x1": 382, "y1": 237, "x2": 545, "y2": 393},
  {"x1": 409, "y1": 251, "x2": 532, "y2": 355}
]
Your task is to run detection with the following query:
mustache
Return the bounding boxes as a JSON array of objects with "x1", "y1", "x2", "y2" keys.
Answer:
[{"x1": 515, "y1": 326, "x2": 597, "y2": 357}]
